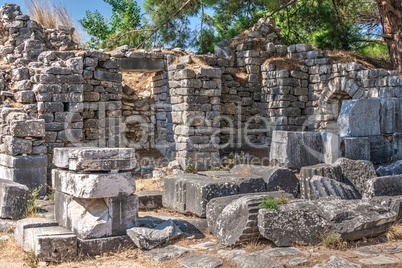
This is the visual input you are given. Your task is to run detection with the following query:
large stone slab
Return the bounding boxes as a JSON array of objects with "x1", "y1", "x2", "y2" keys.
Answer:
[
  {"x1": 219, "y1": 249, "x2": 285, "y2": 268},
  {"x1": 380, "y1": 98, "x2": 402, "y2": 134},
  {"x1": 178, "y1": 254, "x2": 224, "y2": 268},
  {"x1": 206, "y1": 192, "x2": 294, "y2": 246},
  {"x1": 15, "y1": 218, "x2": 58, "y2": 248},
  {"x1": 338, "y1": 99, "x2": 381, "y2": 137},
  {"x1": 368, "y1": 136, "x2": 392, "y2": 164},
  {"x1": 321, "y1": 132, "x2": 341, "y2": 164},
  {"x1": 0, "y1": 179, "x2": 28, "y2": 219},
  {"x1": 126, "y1": 219, "x2": 182, "y2": 250},
  {"x1": 341, "y1": 137, "x2": 370, "y2": 160},
  {"x1": 300, "y1": 163, "x2": 342, "y2": 199},
  {"x1": 142, "y1": 245, "x2": 191, "y2": 262},
  {"x1": 309, "y1": 176, "x2": 361, "y2": 200},
  {"x1": 269, "y1": 131, "x2": 323, "y2": 170},
  {"x1": 163, "y1": 173, "x2": 266, "y2": 217},
  {"x1": 313, "y1": 256, "x2": 361, "y2": 268},
  {"x1": 335, "y1": 157, "x2": 376, "y2": 194},
  {"x1": 392, "y1": 132, "x2": 402, "y2": 160},
  {"x1": 24, "y1": 226, "x2": 77, "y2": 262},
  {"x1": 53, "y1": 147, "x2": 136, "y2": 172},
  {"x1": 0, "y1": 154, "x2": 47, "y2": 195},
  {"x1": 376, "y1": 160, "x2": 402, "y2": 176},
  {"x1": 77, "y1": 235, "x2": 135, "y2": 256},
  {"x1": 363, "y1": 175, "x2": 402, "y2": 199},
  {"x1": 55, "y1": 191, "x2": 138, "y2": 239},
  {"x1": 52, "y1": 169, "x2": 135, "y2": 198},
  {"x1": 116, "y1": 57, "x2": 165, "y2": 71},
  {"x1": 230, "y1": 165, "x2": 299, "y2": 197},
  {"x1": 258, "y1": 199, "x2": 398, "y2": 246}
]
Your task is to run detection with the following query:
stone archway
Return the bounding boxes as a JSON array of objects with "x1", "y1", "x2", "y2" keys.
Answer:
[{"x1": 317, "y1": 77, "x2": 365, "y2": 134}]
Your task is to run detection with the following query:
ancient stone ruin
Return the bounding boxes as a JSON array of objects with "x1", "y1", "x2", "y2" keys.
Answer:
[{"x1": 0, "y1": 3, "x2": 402, "y2": 267}]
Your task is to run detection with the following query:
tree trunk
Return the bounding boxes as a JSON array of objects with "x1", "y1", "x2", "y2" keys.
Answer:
[{"x1": 376, "y1": 0, "x2": 402, "y2": 74}]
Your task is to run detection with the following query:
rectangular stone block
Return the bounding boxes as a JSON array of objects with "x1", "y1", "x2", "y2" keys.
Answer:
[
  {"x1": 393, "y1": 133, "x2": 402, "y2": 161},
  {"x1": 338, "y1": 99, "x2": 381, "y2": 137},
  {"x1": 15, "y1": 218, "x2": 59, "y2": 249},
  {"x1": 77, "y1": 235, "x2": 135, "y2": 256},
  {"x1": 137, "y1": 190, "x2": 163, "y2": 210},
  {"x1": 53, "y1": 147, "x2": 136, "y2": 172},
  {"x1": 380, "y1": 98, "x2": 402, "y2": 134},
  {"x1": 0, "y1": 179, "x2": 28, "y2": 219},
  {"x1": 52, "y1": 169, "x2": 135, "y2": 198},
  {"x1": 0, "y1": 154, "x2": 47, "y2": 195},
  {"x1": 3, "y1": 136, "x2": 32, "y2": 155},
  {"x1": 24, "y1": 226, "x2": 77, "y2": 262},
  {"x1": 321, "y1": 132, "x2": 341, "y2": 164},
  {"x1": 55, "y1": 191, "x2": 138, "y2": 239},
  {"x1": 341, "y1": 137, "x2": 370, "y2": 160},
  {"x1": 9, "y1": 119, "x2": 45, "y2": 137},
  {"x1": 369, "y1": 136, "x2": 392, "y2": 164},
  {"x1": 269, "y1": 131, "x2": 323, "y2": 170},
  {"x1": 163, "y1": 174, "x2": 240, "y2": 218}
]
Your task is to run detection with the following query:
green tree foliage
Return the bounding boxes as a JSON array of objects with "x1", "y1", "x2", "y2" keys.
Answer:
[
  {"x1": 79, "y1": 0, "x2": 144, "y2": 49},
  {"x1": 143, "y1": 0, "x2": 383, "y2": 55}
]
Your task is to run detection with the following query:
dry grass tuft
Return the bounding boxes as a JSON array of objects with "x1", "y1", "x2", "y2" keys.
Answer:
[
  {"x1": 264, "y1": 57, "x2": 302, "y2": 71},
  {"x1": 237, "y1": 169, "x2": 253, "y2": 176},
  {"x1": 327, "y1": 50, "x2": 392, "y2": 70},
  {"x1": 122, "y1": 72, "x2": 155, "y2": 94},
  {"x1": 136, "y1": 177, "x2": 163, "y2": 192},
  {"x1": 386, "y1": 221, "x2": 402, "y2": 241},
  {"x1": 321, "y1": 232, "x2": 347, "y2": 250},
  {"x1": 23, "y1": 0, "x2": 82, "y2": 43}
]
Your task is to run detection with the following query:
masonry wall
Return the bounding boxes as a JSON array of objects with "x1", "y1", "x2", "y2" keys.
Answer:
[{"x1": 2, "y1": 3, "x2": 402, "y2": 176}]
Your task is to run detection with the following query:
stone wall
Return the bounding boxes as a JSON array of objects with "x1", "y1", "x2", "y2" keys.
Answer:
[{"x1": 2, "y1": 3, "x2": 402, "y2": 180}]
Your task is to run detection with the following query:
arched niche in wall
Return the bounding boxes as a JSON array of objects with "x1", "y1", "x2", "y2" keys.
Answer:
[{"x1": 317, "y1": 77, "x2": 365, "y2": 134}]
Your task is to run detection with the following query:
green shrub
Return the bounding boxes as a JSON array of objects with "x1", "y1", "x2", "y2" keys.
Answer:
[
  {"x1": 25, "y1": 186, "x2": 42, "y2": 218},
  {"x1": 258, "y1": 196, "x2": 288, "y2": 211},
  {"x1": 322, "y1": 232, "x2": 345, "y2": 249}
]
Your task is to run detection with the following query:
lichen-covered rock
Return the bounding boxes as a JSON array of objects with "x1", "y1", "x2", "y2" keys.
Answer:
[
  {"x1": 258, "y1": 199, "x2": 398, "y2": 246},
  {"x1": 363, "y1": 175, "x2": 402, "y2": 199},
  {"x1": 335, "y1": 158, "x2": 377, "y2": 194},
  {"x1": 376, "y1": 160, "x2": 402, "y2": 176}
]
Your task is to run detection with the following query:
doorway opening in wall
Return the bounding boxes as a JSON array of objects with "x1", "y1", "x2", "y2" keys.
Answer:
[
  {"x1": 320, "y1": 91, "x2": 352, "y2": 134},
  {"x1": 120, "y1": 71, "x2": 169, "y2": 170}
]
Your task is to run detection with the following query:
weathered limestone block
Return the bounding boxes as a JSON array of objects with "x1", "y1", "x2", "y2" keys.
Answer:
[
  {"x1": 258, "y1": 199, "x2": 398, "y2": 246},
  {"x1": 363, "y1": 175, "x2": 402, "y2": 199},
  {"x1": 207, "y1": 192, "x2": 293, "y2": 246},
  {"x1": 77, "y1": 235, "x2": 135, "y2": 256},
  {"x1": 55, "y1": 191, "x2": 138, "y2": 239},
  {"x1": 137, "y1": 190, "x2": 162, "y2": 210},
  {"x1": 53, "y1": 147, "x2": 136, "y2": 172},
  {"x1": 9, "y1": 119, "x2": 45, "y2": 137},
  {"x1": 163, "y1": 173, "x2": 269, "y2": 217},
  {"x1": 178, "y1": 254, "x2": 224, "y2": 268},
  {"x1": 0, "y1": 154, "x2": 47, "y2": 195},
  {"x1": 313, "y1": 256, "x2": 361, "y2": 268},
  {"x1": 321, "y1": 132, "x2": 341, "y2": 164},
  {"x1": 126, "y1": 219, "x2": 182, "y2": 250},
  {"x1": 197, "y1": 171, "x2": 267, "y2": 194},
  {"x1": 230, "y1": 165, "x2": 299, "y2": 197},
  {"x1": 392, "y1": 132, "x2": 402, "y2": 161},
  {"x1": 335, "y1": 157, "x2": 376, "y2": 194},
  {"x1": 52, "y1": 169, "x2": 135, "y2": 198},
  {"x1": 0, "y1": 179, "x2": 28, "y2": 219},
  {"x1": 309, "y1": 176, "x2": 361, "y2": 200},
  {"x1": 377, "y1": 160, "x2": 402, "y2": 176},
  {"x1": 269, "y1": 130, "x2": 323, "y2": 170},
  {"x1": 368, "y1": 136, "x2": 392, "y2": 164},
  {"x1": 15, "y1": 218, "x2": 59, "y2": 248},
  {"x1": 3, "y1": 136, "x2": 32, "y2": 155},
  {"x1": 338, "y1": 99, "x2": 381, "y2": 137},
  {"x1": 341, "y1": 137, "x2": 370, "y2": 160},
  {"x1": 300, "y1": 164, "x2": 342, "y2": 199},
  {"x1": 380, "y1": 98, "x2": 402, "y2": 134},
  {"x1": 24, "y1": 226, "x2": 77, "y2": 262}
]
